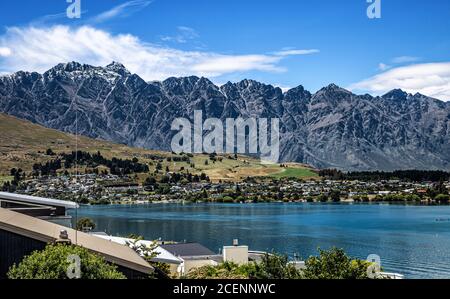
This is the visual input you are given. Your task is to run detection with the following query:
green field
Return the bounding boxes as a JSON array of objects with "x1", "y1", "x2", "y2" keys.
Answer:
[
  {"x1": 0, "y1": 176, "x2": 13, "y2": 184},
  {"x1": 270, "y1": 167, "x2": 318, "y2": 179}
]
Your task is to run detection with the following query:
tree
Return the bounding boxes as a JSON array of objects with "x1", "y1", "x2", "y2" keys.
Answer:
[
  {"x1": 126, "y1": 236, "x2": 170, "y2": 277},
  {"x1": 46, "y1": 148, "x2": 55, "y2": 156},
  {"x1": 251, "y1": 253, "x2": 302, "y2": 279},
  {"x1": 303, "y1": 247, "x2": 372, "y2": 279},
  {"x1": 144, "y1": 176, "x2": 157, "y2": 187},
  {"x1": 317, "y1": 194, "x2": 328, "y2": 202},
  {"x1": 7, "y1": 244, "x2": 126, "y2": 279},
  {"x1": 330, "y1": 190, "x2": 341, "y2": 202},
  {"x1": 435, "y1": 194, "x2": 450, "y2": 204},
  {"x1": 76, "y1": 218, "x2": 96, "y2": 231},
  {"x1": 200, "y1": 172, "x2": 207, "y2": 181}
]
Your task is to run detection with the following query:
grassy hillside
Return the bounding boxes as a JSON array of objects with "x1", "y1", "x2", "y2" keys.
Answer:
[{"x1": 0, "y1": 113, "x2": 318, "y2": 182}]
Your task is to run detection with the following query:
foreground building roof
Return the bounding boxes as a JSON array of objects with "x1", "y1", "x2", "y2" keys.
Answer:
[
  {"x1": 0, "y1": 207, "x2": 153, "y2": 275},
  {"x1": 0, "y1": 192, "x2": 79, "y2": 209}
]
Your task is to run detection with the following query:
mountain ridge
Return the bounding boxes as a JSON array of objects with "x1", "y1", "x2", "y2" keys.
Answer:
[{"x1": 1, "y1": 62, "x2": 449, "y2": 171}]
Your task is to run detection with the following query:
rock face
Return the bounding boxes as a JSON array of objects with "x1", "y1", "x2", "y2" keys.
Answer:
[{"x1": 1, "y1": 62, "x2": 450, "y2": 171}]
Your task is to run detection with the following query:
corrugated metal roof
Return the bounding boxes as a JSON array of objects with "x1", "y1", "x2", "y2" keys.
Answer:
[
  {"x1": 0, "y1": 192, "x2": 79, "y2": 209},
  {"x1": 161, "y1": 243, "x2": 216, "y2": 257}
]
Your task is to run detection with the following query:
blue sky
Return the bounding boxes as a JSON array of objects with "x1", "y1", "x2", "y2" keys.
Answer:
[{"x1": 0, "y1": 0, "x2": 449, "y2": 100}]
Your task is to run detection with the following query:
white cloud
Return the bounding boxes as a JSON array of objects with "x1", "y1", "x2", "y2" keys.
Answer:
[
  {"x1": 0, "y1": 25, "x2": 316, "y2": 81},
  {"x1": 0, "y1": 47, "x2": 12, "y2": 57},
  {"x1": 91, "y1": 0, "x2": 152, "y2": 23},
  {"x1": 349, "y1": 62, "x2": 450, "y2": 101},
  {"x1": 192, "y1": 55, "x2": 285, "y2": 75},
  {"x1": 274, "y1": 85, "x2": 292, "y2": 93}
]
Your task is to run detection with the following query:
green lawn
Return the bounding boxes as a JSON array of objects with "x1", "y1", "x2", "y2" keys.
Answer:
[
  {"x1": 0, "y1": 176, "x2": 13, "y2": 184},
  {"x1": 270, "y1": 167, "x2": 318, "y2": 179}
]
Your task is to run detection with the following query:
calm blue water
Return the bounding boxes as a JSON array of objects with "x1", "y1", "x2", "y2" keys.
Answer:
[{"x1": 70, "y1": 203, "x2": 450, "y2": 278}]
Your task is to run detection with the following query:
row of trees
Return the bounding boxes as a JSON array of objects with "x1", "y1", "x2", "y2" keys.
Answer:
[
  {"x1": 186, "y1": 248, "x2": 374, "y2": 279},
  {"x1": 144, "y1": 172, "x2": 210, "y2": 190},
  {"x1": 31, "y1": 150, "x2": 150, "y2": 177},
  {"x1": 7, "y1": 244, "x2": 374, "y2": 280},
  {"x1": 353, "y1": 193, "x2": 450, "y2": 203},
  {"x1": 1, "y1": 168, "x2": 26, "y2": 192},
  {"x1": 60, "y1": 151, "x2": 149, "y2": 175},
  {"x1": 319, "y1": 169, "x2": 450, "y2": 182}
]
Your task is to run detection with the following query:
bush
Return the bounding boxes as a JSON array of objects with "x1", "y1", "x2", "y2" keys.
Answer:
[
  {"x1": 435, "y1": 194, "x2": 450, "y2": 204},
  {"x1": 222, "y1": 196, "x2": 235, "y2": 203},
  {"x1": 317, "y1": 194, "x2": 328, "y2": 202},
  {"x1": 185, "y1": 248, "x2": 374, "y2": 280},
  {"x1": 303, "y1": 247, "x2": 371, "y2": 279},
  {"x1": 186, "y1": 253, "x2": 302, "y2": 279},
  {"x1": 7, "y1": 244, "x2": 126, "y2": 279},
  {"x1": 186, "y1": 262, "x2": 250, "y2": 279},
  {"x1": 76, "y1": 217, "x2": 96, "y2": 231},
  {"x1": 251, "y1": 253, "x2": 302, "y2": 279}
]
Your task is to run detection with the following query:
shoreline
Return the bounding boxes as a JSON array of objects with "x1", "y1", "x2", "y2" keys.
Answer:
[{"x1": 81, "y1": 200, "x2": 450, "y2": 207}]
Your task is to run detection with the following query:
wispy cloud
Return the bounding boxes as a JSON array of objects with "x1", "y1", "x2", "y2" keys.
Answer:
[
  {"x1": 91, "y1": 0, "x2": 152, "y2": 24},
  {"x1": 27, "y1": 1, "x2": 150, "y2": 26},
  {"x1": 161, "y1": 26, "x2": 199, "y2": 44},
  {"x1": 377, "y1": 56, "x2": 421, "y2": 72},
  {"x1": 377, "y1": 63, "x2": 390, "y2": 71},
  {"x1": 392, "y1": 56, "x2": 420, "y2": 64},
  {"x1": 273, "y1": 49, "x2": 319, "y2": 56},
  {"x1": 30, "y1": 12, "x2": 72, "y2": 25},
  {"x1": 349, "y1": 62, "x2": 450, "y2": 101},
  {"x1": 0, "y1": 25, "x2": 317, "y2": 81}
]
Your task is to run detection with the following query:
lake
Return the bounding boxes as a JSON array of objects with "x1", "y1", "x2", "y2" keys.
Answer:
[{"x1": 70, "y1": 203, "x2": 450, "y2": 278}]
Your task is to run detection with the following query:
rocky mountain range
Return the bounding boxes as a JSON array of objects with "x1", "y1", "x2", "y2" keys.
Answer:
[{"x1": 1, "y1": 61, "x2": 449, "y2": 171}]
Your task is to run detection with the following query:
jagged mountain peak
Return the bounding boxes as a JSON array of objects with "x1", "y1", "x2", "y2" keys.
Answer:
[
  {"x1": 284, "y1": 85, "x2": 311, "y2": 100},
  {"x1": 316, "y1": 83, "x2": 351, "y2": 94},
  {"x1": 195, "y1": 76, "x2": 216, "y2": 87},
  {"x1": 49, "y1": 61, "x2": 91, "y2": 73},
  {"x1": 105, "y1": 61, "x2": 131, "y2": 76},
  {"x1": 1, "y1": 62, "x2": 449, "y2": 171},
  {"x1": 163, "y1": 75, "x2": 201, "y2": 85},
  {"x1": 382, "y1": 88, "x2": 409, "y2": 100},
  {"x1": 311, "y1": 83, "x2": 353, "y2": 104},
  {"x1": 160, "y1": 76, "x2": 222, "y2": 97},
  {"x1": 237, "y1": 79, "x2": 275, "y2": 89}
]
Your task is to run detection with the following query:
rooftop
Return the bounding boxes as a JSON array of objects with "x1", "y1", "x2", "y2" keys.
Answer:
[
  {"x1": 0, "y1": 192, "x2": 78, "y2": 209},
  {"x1": 91, "y1": 233, "x2": 182, "y2": 265},
  {"x1": 161, "y1": 243, "x2": 216, "y2": 257},
  {"x1": 0, "y1": 207, "x2": 153, "y2": 275}
]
